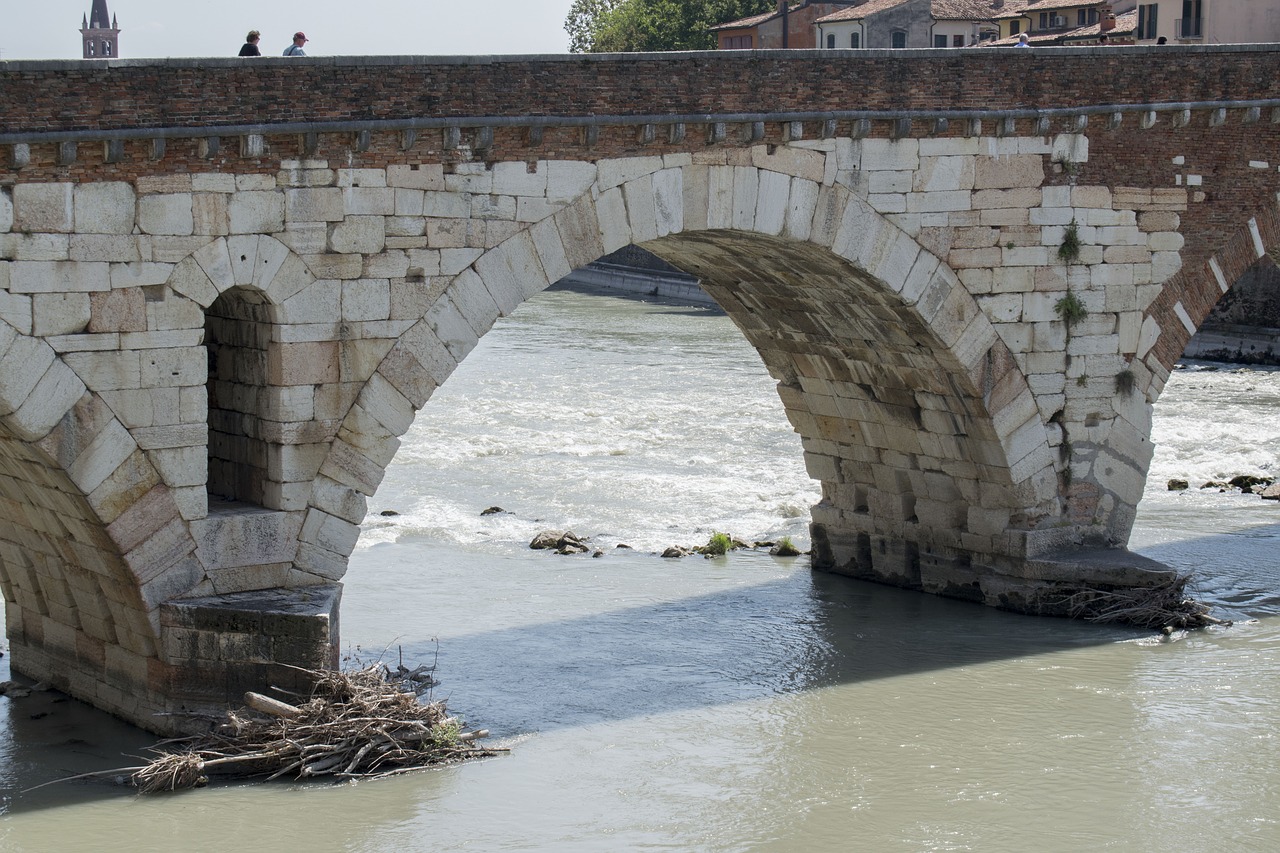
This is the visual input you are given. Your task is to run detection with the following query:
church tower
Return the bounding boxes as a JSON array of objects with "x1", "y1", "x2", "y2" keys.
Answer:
[{"x1": 81, "y1": 0, "x2": 120, "y2": 59}]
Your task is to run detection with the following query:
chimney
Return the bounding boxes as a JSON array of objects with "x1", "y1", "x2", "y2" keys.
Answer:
[{"x1": 1100, "y1": 12, "x2": 1116, "y2": 31}]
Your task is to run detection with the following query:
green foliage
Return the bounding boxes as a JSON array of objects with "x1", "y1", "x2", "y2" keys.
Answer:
[
  {"x1": 1057, "y1": 218, "x2": 1081, "y2": 263},
  {"x1": 1054, "y1": 290, "x2": 1087, "y2": 330},
  {"x1": 566, "y1": 0, "x2": 775, "y2": 53},
  {"x1": 703, "y1": 531, "x2": 733, "y2": 556},
  {"x1": 1115, "y1": 369, "x2": 1136, "y2": 396}
]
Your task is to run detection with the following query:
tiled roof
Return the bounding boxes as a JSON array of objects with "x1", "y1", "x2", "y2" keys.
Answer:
[
  {"x1": 817, "y1": 0, "x2": 1007, "y2": 24},
  {"x1": 933, "y1": 0, "x2": 1005, "y2": 20},
  {"x1": 710, "y1": 7, "x2": 784, "y2": 31},
  {"x1": 817, "y1": 0, "x2": 911, "y2": 23},
  {"x1": 986, "y1": 8, "x2": 1136, "y2": 43}
]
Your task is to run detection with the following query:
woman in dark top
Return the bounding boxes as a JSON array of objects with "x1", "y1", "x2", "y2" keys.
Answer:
[{"x1": 239, "y1": 30, "x2": 261, "y2": 56}]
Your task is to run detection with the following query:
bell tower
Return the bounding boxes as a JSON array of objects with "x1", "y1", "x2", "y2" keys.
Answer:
[{"x1": 81, "y1": 0, "x2": 120, "y2": 59}]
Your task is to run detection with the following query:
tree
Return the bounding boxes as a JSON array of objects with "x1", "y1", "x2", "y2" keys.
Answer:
[{"x1": 566, "y1": 0, "x2": 776, "y2": 53}]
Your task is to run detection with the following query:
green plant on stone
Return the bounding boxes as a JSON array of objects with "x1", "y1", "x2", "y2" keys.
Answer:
[
  {"x1": 1076, "y1": 374, "x2": 1089, "y2": 387},
  {"x1": 703, "y1": 531, "x2": 732, "y2": 556},
  {"x1": 1115, "y1": 368, "x2": 1136, "y2": 396},
  {"x1": 1058, "y1": 218, "x2": 1082, "y2": 264},
  {"x1": 1055, "y1": 290, "x2": 1087, "y2": 332}
]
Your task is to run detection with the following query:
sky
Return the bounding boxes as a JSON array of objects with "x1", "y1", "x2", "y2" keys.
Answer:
[{"x1": 7, "y1": 0, "x2": 579, "y2": 61}]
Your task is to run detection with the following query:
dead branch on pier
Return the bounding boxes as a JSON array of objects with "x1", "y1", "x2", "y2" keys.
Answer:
[
  {"x1": 130, "y1": 663, "x2": 504, "y2": 794},
  {"x1": 1060, "y1": 575, "x2": 1229, "y2": 632}
]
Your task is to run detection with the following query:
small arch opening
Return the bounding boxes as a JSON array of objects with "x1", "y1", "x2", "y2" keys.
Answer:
[{"x1": 206, "y1": 286, "x2": 273, "y2": 508}]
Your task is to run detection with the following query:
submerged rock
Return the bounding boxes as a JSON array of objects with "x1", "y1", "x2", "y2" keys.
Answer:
[
  {"x1": 770, "y1": 540, "x2": 802, "y2": 557},
  {"x1": 1167, "y1": 479, "x2": 1189, "y2": 491},
  {"x1": 480, "y1": 506, "x2": 506, "y2": 516}
]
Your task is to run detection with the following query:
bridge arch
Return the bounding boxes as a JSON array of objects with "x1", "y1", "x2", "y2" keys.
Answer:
[{"x1": 303, "y1": 157, "x2": 1069, "y2": 608}]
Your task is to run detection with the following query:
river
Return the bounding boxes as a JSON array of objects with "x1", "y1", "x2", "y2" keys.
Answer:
[{"x1": 2, "y1": 284, "x2": 1278, "y2": 851}]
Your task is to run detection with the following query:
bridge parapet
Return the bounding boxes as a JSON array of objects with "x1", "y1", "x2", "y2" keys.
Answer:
[{"x1": 2, "y1": 49, "x2": 1280, "y2": 731}]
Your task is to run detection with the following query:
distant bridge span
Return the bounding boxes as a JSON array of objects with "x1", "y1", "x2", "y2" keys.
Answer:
[{"x1": 1, "y1": 46, "x2": 1278, "y2": 731}]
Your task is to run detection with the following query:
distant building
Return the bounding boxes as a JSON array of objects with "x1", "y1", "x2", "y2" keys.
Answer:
[
  {"x1": 989, "y1": 1, "x2": 1139, "y2": 44},
  {"x1": 711, "y1": 1, "x2": 865, "y2": 50},
  {"x1": 81, "y1": 0, "x2": 120, "y2": 59},
  {"x1": 1131, "y1": 0, "x2": 1280, "y2": 44},
  {"x1": 814, "y1": 0, "x2": 1002, "y2": 49}
]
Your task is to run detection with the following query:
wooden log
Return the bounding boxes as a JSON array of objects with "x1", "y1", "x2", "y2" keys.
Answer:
[{"x1": 244, "y1": 692, "x2": 303, "y2": 719}]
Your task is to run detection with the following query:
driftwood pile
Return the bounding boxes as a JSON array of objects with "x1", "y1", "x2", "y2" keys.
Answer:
[
  {"x1": 132, "y1": 663, "x2": 503, "y2": 794},
  {"x1": 1062, "y1": 575, "x2": 1229, "y2": 632}
]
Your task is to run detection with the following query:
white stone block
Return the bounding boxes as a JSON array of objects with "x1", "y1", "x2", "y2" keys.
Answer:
[
  {"x1": 393, "y1": 189, "x2": 426, "y2": 217},
  {"x1": 263, "y1": 253, "x2": 315, "y2": 305},
  {"x1": 445, "y1": 270, "x2": 502, "y2": 338},
  {"x1": 751, "y1": 145, "x2": 826, "y2": 184},
  {"x1": 425, "y1": 295, "x2": 478, "y2": 360},
  {"x1": 229, "y1": 191, "x2": 285, "y2": 234},
  {"x1": 70, "y1": 235, "x2": 140, "y2": 263},
  {"x1": 753, "y1": 170, "x2": 790, "y2": 236},
  {"x1": 444, "y1": 164, "x2": 493, "y2": 194},
  {"x1": 330, "y1": 216, "x2": 386, "y2": 255},
  {"x1": 0, "y1": 189, "x2": 12, "y2": 232},
  {"x1": 342, "y1": 279, "x2": 391, "y2": 321},
  {"x1": 13, "y1": 234, "x2": 71, "y2": 261},
  {"x1": 0, "y1": 334, "x2": 55, "y2": 416},
  {"x1": 623, "y1": 176, "x2": 658, "y2": 244},
  {"x1": 193, "y1": 238, "x2": 235, "y2": 293},
  {"x1": 474, "y1": 230, "x2": 549, "y2": 314},
  {"x1": 357, "y1": 372, "x2": 416, "y2": 436},
  {"x1": 440, "y1": 248, "x2": 483, "y2": 276},
  {"x1": 731, "y1": 166, "x2": 758, "y2": 231},
  {"x1": 137, "y1": 194, "x2": 194, "y2": 236},
  {"x1": 860, "y1": 139, "x2": 920, "y2": 172},
  {"x1": 167, "y1": 256, "x2": 218, "y2": 307},
  {"x1": 516, "y1": 197, "x2": 565, "y2": 223},
  {"x1": 492, "y1": 161, "x2": 549, "y2": 197},
  {"x1": 192, "y1": 173, "x2": 237, "y2": 193},
  {"x1": 66, "y1": 418, "x2": 138, "y2": 495},
  {"x1": 33, "y1": 293, "x2": 91, "y2": 336},
  {"x1": 344, "y1": 187, "x2": 395, "y2": 216},
  {"x1": 281, "y1": 280, "x2": 341, "y2": 324},
  {"x1": 285, "y1": 188, "x2": 345, "y2": 222},
  {"x1": 706, "y1": 166, "x2": 735, "y2": 229},
  {"x1": 388, "y1": 164, "x2": 445, "y2": 191},
  {"x1": 74, "y1": 183, "x2": 137, "y2": 235},
  {"x1": 869, "y1": 170, "x2": 912, "y2": 194},
  {"x1": 905, "y1": 191, "x2": 971, "y2": 214},
  {"x1": 652, "y1": 168, "x2": 683, "y2": 237},
  {"x1": 596, "y1": 187, "x2": 631, "y2": 254},
  {"x1": 10, "y1": 261, "x2": 110, "y2": 293},
  {"x1": 1052, "y1": 134, "x2": 1089, "y2": 164},
  {"x1": 529, "y1": 217, "x2": 571, "y2": 285},
  {"x1": 336, "y1": 168, "x2": 387, "y2": 189},
  {"x1": 471, "y1": 195, "x2": 516, "y2": 221},
  {"x1": 0, "y1": 288, "x2": 32, "y2": 334},
  {"x1": 913, "y1": 156, "x2": 975, "y2": 193},
  {"x1": 423, "y1": 191, "x2": 471, "y2": 219},
  {"x1": 597, "y1": 156, "x2": 663, "y2": 191},
  {"x1": 546, "y1": 161, "x2": 597, "y2": 204},
  {"x1": 784, "y1": 178, "x2": 819, "y2": 242},
  {"x1": 14, "y1": 183, "x2": 74, "y2": 233},
  {"x1": 3, "y1": 358, "x2": 85, "y2": 441}
]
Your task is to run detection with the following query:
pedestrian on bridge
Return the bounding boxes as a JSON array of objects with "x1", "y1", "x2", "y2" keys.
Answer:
[
  {"x1": 283, "y1": 32, "x2": 308, "y2": 56},
  {"x1": 239, "y1": 30, "x2": 261, "y2": 56}
]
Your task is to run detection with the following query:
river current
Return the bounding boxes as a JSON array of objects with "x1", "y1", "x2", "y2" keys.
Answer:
[{"x1": 2, "y1": 284, "x2": 1278, "y2": 851}]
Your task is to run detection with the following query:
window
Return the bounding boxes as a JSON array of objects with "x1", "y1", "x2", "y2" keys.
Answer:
[
  {"x1": 1039, "y1": 12, "x2": 1048, "y2": 29},
  {"x1": 1078, "y1": 9, "x2": 1086, "y2": 26},
  {"x1": 1137, "y1": 3, "x2": 1159, "y2": 39},
  {"x1": 1010, "y1": 20, "x2": 1021, "y2": 35},
  {"x1": 87, "y1": 42, "x2": 95, "y2": 56},
  {"x1": 934, "y1": 34, "x2": 948, "y2": 47},
  {"x1": 850, "y1": 32, "x2": 860, "y2": 48},
  {"x1": 1180, "y1": 0, "x2": 1202, "y2": 37},
  {"x1": 892, "y1": 30, "x2": 907, "y2": 48},
  {"x1": 1089, "y1": 9, "x2": 1098, "y2": 23},
  {"x1": 827, "y1": 33, "x2": 836, "y2": 48},
  {"x1": 722, "y1": 34, "x2": 752, "y2": 49},
  {"x1": 102, "y1": 42, "x2": 111, "y2": 56},
  {"x1": 953, "y1": 34, "x2": 965, "y2": 46}
]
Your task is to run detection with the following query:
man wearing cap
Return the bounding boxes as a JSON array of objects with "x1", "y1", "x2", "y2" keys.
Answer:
[{"x1": 283, "y1": 32, "x2": 308, "y2": 56}]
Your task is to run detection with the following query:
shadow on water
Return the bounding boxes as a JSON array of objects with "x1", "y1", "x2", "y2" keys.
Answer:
[{"x1": 3, "y1": 523, "x2": 1277, "y2": 814}]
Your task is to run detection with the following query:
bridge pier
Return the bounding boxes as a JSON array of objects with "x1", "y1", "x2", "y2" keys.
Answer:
[{"x1": 5, "y1": 586, "x2": 338, "y2": 735}]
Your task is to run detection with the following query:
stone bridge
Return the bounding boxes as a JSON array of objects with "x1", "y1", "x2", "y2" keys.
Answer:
[{"x1": 2, "y1": 46, "x2": 1279, "y2": 732}]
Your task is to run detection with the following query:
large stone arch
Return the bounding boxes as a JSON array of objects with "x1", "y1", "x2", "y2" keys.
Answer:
[{"x1": 306, "y1": 156, "x2": 1086, "y2": 610}]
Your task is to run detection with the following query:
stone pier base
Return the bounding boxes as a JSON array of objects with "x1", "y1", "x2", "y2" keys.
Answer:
[
  {"x1": 6, "y1": 585, "x2": 340, "y2": 736},
  {"x1": 811, "y1": 523, "x2": 1178, "y2": 618}
]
